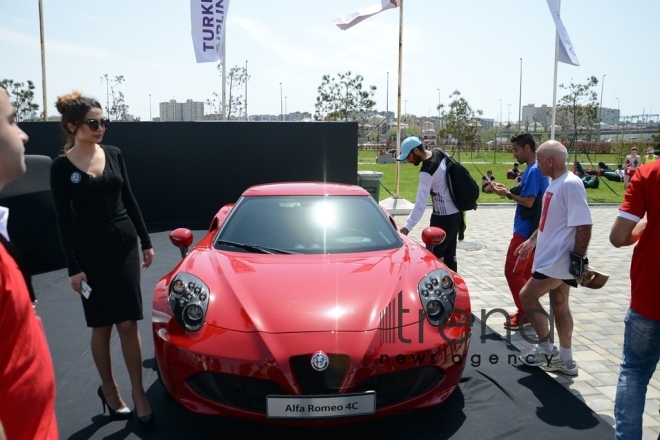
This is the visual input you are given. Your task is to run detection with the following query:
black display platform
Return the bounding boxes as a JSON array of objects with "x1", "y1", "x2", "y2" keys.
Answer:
[{"x1": 34, "y1": 230, "x2": 614, "y2": 439}]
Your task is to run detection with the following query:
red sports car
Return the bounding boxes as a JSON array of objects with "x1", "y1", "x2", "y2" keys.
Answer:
[{"x1": 152, "y1": 182, "x2": 472, "y2": 424}]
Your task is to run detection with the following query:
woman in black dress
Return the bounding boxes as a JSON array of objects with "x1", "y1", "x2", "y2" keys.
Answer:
[{"x1": 51, "y1": 91, "x2": 154, "y2": 426}]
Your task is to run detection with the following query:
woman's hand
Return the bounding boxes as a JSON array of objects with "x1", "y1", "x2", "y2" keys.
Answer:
[
  {"x1": 69, "y1": 272, "x2": 87, "y2": 295},
  {"x1": 142, "y1": 248, "x2": 155, "y2": 268}
]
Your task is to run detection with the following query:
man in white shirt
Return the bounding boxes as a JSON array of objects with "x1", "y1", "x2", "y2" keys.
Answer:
[
  {"x1": 514, "y1": 140, "x2": 593, "y2": 376},
  {"x1": 397, "y1": 137, "x2": 461, "y2": 272}
]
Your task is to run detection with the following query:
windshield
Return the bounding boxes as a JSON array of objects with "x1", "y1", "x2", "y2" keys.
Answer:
[{"x1": 214, "y1": 195, "x2": 402, "y2": 254}]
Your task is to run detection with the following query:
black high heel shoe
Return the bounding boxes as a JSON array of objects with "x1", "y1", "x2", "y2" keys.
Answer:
[
  {"x1": 97, "y1": 386, "x2": 132, "y2": 420},
  {"x1": 137, "y1": 411, "x2": 155, "y2": 428}
]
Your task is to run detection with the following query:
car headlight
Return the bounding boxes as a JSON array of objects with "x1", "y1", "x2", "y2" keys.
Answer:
[
  {"x1": 418, "y1": 269, "x2": 456, "y2": 326},
  {"x1": 168, "y1": 273, "x2": 210, "y2": 331}
]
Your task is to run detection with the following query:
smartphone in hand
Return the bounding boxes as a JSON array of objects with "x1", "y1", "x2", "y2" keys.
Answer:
[{"x1": 81, "y1": 280, "x2": 92, "y2": 299}]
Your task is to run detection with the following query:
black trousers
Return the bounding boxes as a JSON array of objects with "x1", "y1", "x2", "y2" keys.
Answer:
[{"x1": 429, "y1": 211, "x2": 461, "y2": 272}]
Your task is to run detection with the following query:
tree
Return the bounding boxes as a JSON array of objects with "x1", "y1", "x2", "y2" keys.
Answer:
[
  {"x1": 206, "y1": 65, "x2": 249, "y2": 120},
  {"x1": 101, "y1": 74, "x2": 130, "y2": 121},
  {"x1": 480, "y1": 126, "x2": 497, "y2": 143},
  {"x1": 437, "y1": 90, "x2": 483, "y2": 148},
  {"x1": 314, "y1": 71, "x2": 376, "y2": 121},
  {"x1": 555, "y1": 76, "x2": 599, "y2": 140},
  {"x1": 0, "y1": 79, "x2": 40, "y2": 121},
  {"x1": 404, "y1": 124, "x2": 421, "y2": 137}
]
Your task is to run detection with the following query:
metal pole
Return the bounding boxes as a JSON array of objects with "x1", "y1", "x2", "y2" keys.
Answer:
[
  {"x1": 494, "y1": 101, "x2": 498, "y2": 149},
  {"x1": 599, "y1": 74, "x2": 606, "y2": 140},
  {"x1": 437, "y1": 88, "x2": 440, "y2": 118},
  {"x1": 386, "y1": 72, "x2": 389, "y2": 130},
  {"x1": 38, "y1": 0, "x2": 47, "y2": 120},
  {"x1": 550, "y1": 0, "x2": 561, "y2": 140},
  {"x1": 285, "y1": 96, "x2": 287, "y2": 120},
  {"x1": 279, "y1": 83, "x2": 283, "y2": 121},
  {"x1": 394, "y1": 0, "x2": 404, "y2": 198},
  {"x1": 245, "y1": 60, "x2": 248, "y2": 121},
  {"x1": 149, "y1": 94, "x2": 151, "y2": 121},
  {"x1": 518, "y1": 58, "x2": 522, "y2": 130}
]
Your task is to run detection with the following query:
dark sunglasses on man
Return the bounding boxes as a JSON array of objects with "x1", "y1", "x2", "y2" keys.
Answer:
[{"x1": 83, "y1": 118, "x2": 110, "y2": 131}]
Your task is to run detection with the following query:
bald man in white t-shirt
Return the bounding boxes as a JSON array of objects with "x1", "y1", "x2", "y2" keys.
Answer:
[{"x1": 513, "y1": 140, "x2": 593, "y2": 376}]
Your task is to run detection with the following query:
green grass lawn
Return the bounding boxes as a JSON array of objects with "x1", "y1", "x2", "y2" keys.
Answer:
[{"x1": 358, "y1": 150, "x2": 625, "y2": 204}]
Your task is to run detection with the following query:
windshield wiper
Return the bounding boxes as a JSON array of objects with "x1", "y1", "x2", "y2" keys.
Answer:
[{"x1": 215, "y1": 240, "x2": 299, "y2": 255}]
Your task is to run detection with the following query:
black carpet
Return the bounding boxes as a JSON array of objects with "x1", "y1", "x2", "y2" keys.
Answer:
[{"x1": 34, "y1": 230, "x2": 614, "y2": 439}]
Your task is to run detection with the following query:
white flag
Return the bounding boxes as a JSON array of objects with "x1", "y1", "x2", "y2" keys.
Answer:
[
  {"x1": 331, "y1": 0, "x2": 399, "y2": 31},
  {"x1": 546, "y1": 0, "x2": 579, "y2": 66},
  {"x1": 190, "y1": 0, "x2": 231, "y2": 63}
]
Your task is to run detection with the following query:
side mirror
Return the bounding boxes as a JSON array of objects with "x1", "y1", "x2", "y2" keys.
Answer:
[
  {"x1": 421, "y1": 226, "x2": 446, "y2": 251},
  {"x1": 170, "y1": 228, "x2": 193, "y2": 258}
]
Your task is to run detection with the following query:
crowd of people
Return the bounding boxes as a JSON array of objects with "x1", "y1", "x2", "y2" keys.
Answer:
[
  {"x1": 397, "y1": 131, "x2": 659, "y2": 439},
  {"x1": 1, "y1": 82, "x2": 657, "y2": 438}
]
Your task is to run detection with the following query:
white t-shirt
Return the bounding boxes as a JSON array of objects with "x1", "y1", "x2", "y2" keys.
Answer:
[
  {"x1": 533, "y1": 172, "x2": 593, "y2": 279},
  {"x1": 403, "y1": 150, "x2": 458, "y2": 232}
]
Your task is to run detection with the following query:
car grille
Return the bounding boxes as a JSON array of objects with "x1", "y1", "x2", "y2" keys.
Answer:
[
  {"x1": 289, "y1": 354, "x2": 350, "y2": 395},
  {"x1": 353, "y1": 366, "x2": 444, "y2": 408},
  {"x1": 187, "y1": 363, "x2": 442, "y2": 414},
  {"x1": 188, "y1": 372, "x2": 287, "y2": 412}
]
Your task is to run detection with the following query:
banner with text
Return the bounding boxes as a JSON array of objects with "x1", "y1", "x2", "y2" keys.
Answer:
[
  {"x1": 332, "y1": 0, "x2": 399, "y2": 31},
  {"x1": 191, "y1": 0, "x2": 230, "y2": 63},
  {"x1": 546, "y1": 0, "x2": 579, "y2": 66}
]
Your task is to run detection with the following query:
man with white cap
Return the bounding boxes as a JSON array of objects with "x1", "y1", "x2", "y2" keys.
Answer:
[{"x1": 396, "y1": 137, "x2": 461, "y2": 272}]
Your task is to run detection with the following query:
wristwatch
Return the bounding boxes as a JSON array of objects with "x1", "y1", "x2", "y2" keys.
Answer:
[{"x1": 506, "y1": 192, "x2": 513, "y2": 200}]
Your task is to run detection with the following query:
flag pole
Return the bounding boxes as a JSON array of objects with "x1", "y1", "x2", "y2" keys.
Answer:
[
  {"x1": 38, "y1": 0, "x2": 47, "y2": 120},
  {"x1": 221, "y1": 24, "x2": 227, "y2": 120},
  {"x1": 394, "y1": 0, "x2": 404, "y2": 198},
  {"x1": 550, "y1": 0, "x2": 561, "y2": 140}
]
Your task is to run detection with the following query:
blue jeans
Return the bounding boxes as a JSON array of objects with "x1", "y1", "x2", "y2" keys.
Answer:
[{"x1": 615, "y1": 308, "x2": 660, "y2": 440}]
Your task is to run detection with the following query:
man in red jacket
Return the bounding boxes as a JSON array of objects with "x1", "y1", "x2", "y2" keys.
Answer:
[{"x1": 0, "y1": 88, "x2": 59, "y2": 439}]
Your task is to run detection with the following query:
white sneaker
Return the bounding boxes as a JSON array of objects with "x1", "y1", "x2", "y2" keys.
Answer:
[
  {"x1": 519, "y1": 345, "x2": 559, "y2": 367},
  {"x1": 540, "y1": 357, "x2": 578, "y2": 376}
]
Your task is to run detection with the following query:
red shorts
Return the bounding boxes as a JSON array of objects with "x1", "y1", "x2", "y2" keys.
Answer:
[{"x1": 625, "y1": 168, "x2": 636, "y2": 177}]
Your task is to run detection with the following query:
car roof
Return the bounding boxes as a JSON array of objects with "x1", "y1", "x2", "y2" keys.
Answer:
[{"x1": 242, "y1": 182, "x2": 370, "y2": 197}]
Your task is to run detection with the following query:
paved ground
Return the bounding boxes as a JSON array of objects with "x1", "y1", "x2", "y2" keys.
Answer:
[{"x1": 393, "y1": 203, "x2": 660, "y2": 440}]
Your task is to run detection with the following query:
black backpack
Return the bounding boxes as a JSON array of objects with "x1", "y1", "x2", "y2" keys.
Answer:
[{"x1": 435, "y1": 149, "x2": 479, "y2": 211}]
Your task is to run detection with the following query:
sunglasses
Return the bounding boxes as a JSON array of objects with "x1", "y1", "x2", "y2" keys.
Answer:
[{"x1": 83, "y1": 118, "x2": 110, "y2": 131}]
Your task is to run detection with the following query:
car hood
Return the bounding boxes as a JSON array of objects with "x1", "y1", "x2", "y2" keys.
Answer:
[{"x1": 191, "y1": 243, "x2": 438, "y2": 333}]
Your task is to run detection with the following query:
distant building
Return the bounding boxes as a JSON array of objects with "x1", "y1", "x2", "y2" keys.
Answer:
[
  {"x1": 599, "y1": 107, "x2": 620, "y2": 127},
  {"x1": 521, "y1": 103, "x2": 620, "y2": 130},
  {"x1": 521, "y1": 104, "x2": 553, "y2": 130},
  {"x1": 158, "y1": 99, "x2": 204, "y2": 121},
  {"x1": 478, "y1": 118, "x2": 495, "y2": 129},
  {"x1": 284, "y1": 111, "x2": 312, "y2": 122}
]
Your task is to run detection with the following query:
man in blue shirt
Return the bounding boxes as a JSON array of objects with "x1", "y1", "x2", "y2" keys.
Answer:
[{"x1": 491, "y1": 132, "x2": 549, "y2": 330}]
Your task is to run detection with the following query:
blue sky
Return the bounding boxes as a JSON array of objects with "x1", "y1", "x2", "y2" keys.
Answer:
[{"x1": 2, "y1": 0, "x2": 659, "y2": 122}]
